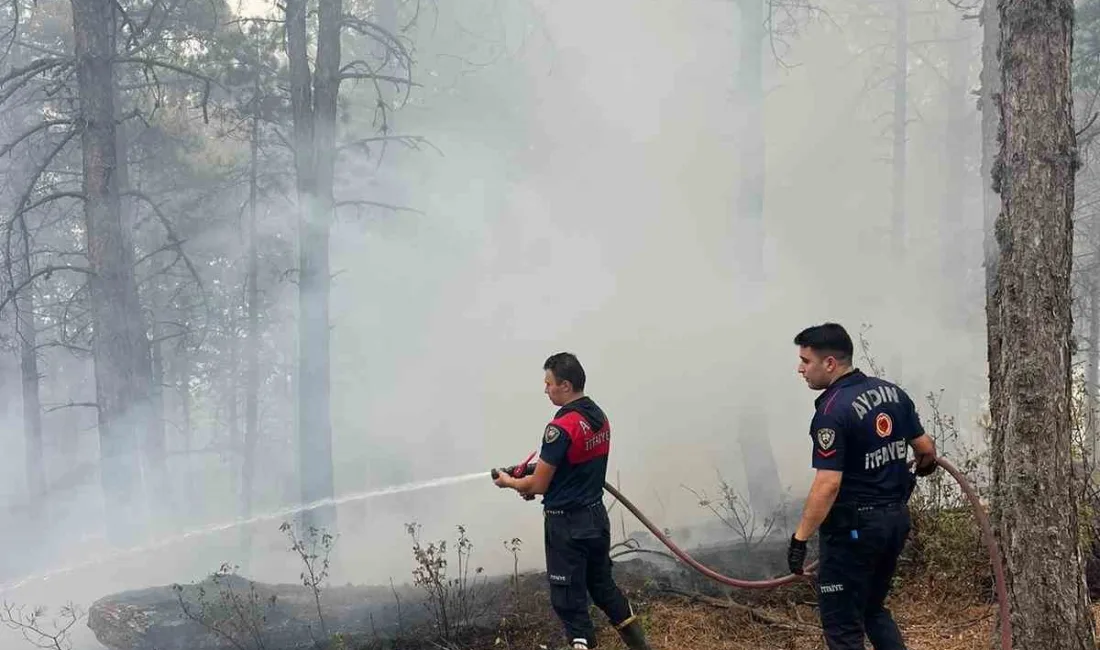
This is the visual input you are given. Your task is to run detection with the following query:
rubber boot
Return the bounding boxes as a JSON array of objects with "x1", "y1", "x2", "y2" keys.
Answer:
[{"x1": 616, "y1": 617, "x2": 652, "y2": 650}]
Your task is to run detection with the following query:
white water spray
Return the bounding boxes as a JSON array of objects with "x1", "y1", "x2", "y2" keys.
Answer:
[{"x1": 0, "y1": 470, "x2": 488, "y2": 595}]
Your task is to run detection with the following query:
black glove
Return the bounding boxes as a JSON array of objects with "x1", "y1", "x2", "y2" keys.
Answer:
[
  {"x1": 915, "y1": 459, "x2": 937, "y2": 477},
  {"x1": 787, "y1": 535, "x2": 807, "y2": 575}
]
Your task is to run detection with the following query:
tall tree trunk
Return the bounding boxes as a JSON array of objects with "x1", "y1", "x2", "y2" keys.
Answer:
[
  {"x1": 989, "y1": 0, "x2": 1096, "y2": 646},
  {"x1": 71, "y1": 0, "x2": 153, "y2": 544},
  {"x1": 980, "y1": 0, "x2": 1002, "y2": 510},
  {"x1": 941, "y1": 19, "x2": 970, "y2": 326},
  {"x1": 890, "y1": 0, "x2": 908, "y2": 262},
  {"x1": 178, "y1": 353, "x2": 194, "y2": 520},
  {"x1": 227, "y1": 315, "x2": 240, "y2": 465},
  {"x1": 287, "y1": 0, "x2": 339, "y2": 532},
  {"x1": 981, "y1": 0, "x2": 1001, "y2": 330},
  {"x1": 1088, "y1": 277, "x2": 1100, "y2": 465},
  {"x1": 115, "y1": 80, "x2": 166, "y2": 526},
  {"x1": 736, "y1": 0, "x2": 764, "y2": 281},
  {"x1": 241, "y1": 69, "x2": 261, "y2": 562},
  {"x1": 732, "y1": 0, "x2": 784, "y2": 517},
  {"x1": 150, "y1": 332, "x2": 167, "y2": 525},
  {"x1": 886, "y1": 0, "x2": 909, "y2": 385},
  {"x1": 15, "y1": 225, "x2": 44, "y2": 502}
]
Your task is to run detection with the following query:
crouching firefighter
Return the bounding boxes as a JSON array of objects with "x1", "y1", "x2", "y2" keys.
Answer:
[
  {"x1": 493, "y1": 352, "x2": 652, "y2": 650},
  {"x1": 785, "y1": 324, "x2": 937, "y2": 650}
]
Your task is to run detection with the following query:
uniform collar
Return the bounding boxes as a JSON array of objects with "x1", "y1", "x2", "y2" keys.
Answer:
[{"x1": 813, "y1": 368, "x2": 866, "y2": 409}]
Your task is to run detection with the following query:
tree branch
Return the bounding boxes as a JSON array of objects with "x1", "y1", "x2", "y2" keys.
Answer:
[
  {"x1": 0, "y1": 266, "x2": 94, "y2": 317},
  {"x1": 660, "y1": 588, "x2": 820, "y2": 634},
  {"x1": 1, "y1": 119, "x2": 74, "y2": 157},
  {"x1": 43, "y1": 401, "x2": 100, "y2": 414},
  {"x1": 338, "y1": 69, "x2": 420, "y2": 87},
  {"x1": 335, "y1": 199, "x2": 424, "y2": 215}
]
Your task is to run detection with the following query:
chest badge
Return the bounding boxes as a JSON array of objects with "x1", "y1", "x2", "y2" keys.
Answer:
[{"x1": 875, "y1": 412, "x2": 893, "y2": 438}]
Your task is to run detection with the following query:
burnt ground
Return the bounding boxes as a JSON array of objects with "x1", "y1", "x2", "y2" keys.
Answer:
[
  {"x1": 333, "y1": 539, "x2": 1021, "y2": 650},
  {"x1": 90, "y1": 530, "x2": 1100, "y2": 650}
]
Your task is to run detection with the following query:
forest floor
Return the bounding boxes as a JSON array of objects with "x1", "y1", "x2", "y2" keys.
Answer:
[{"x1": 373, "y1": 566, "x2": 1042, "y2": 650}]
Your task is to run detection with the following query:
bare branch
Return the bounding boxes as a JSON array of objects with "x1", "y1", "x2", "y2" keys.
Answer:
[
  {"x1": 338, "y1": 70, "x2": 420, "y2": 88},
  {"x1": 0, "y1": 266, "x2": 95, "y2": 317},
  {"x1": 43, "y1": 401, "x2": 99, "y2": 414},
  {"x1": 0, "y1": 57, "x2": 73, "y2": 109},
  {"x1": 123, "y1": 190, "x2": 211, "y2": 349},
  {"x1": 0, "y1": 601, "x2": 84, "y2": 650},
  {"x1": 19, "y1": 192, "x2": 86, "y2": 216},
  {"x1": 336, "y1": 134, "x2": 440, "y2": 156},
  {"x1": 1, "y1": 120, "x2": 73, "y2": 158},
  {"x1": 335, "y1": 199, "x2": 424, "y2": 215}
]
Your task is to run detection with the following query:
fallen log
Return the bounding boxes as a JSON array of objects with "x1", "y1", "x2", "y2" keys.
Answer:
[{"x1": 87, "y1": 571, "x2": 504, "y2": 650}]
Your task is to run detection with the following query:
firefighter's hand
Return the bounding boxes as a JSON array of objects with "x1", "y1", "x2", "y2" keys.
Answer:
[
  {"x1": 915, "y1": 459, "x2": 937, "y2": 477},
  {"x1": 787, "y1": 534, "x2": 807, "y2": 575},
  {"x1": 493, "y1": 472, "x2": 512, "y2": 489}
]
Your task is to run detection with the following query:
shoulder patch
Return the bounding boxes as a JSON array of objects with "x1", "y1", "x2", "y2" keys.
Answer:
[
  {"x1": 816, "y1": 428, "x2": 836, "y2": 450},
  {"x1": 544, "y1": 424, "x2": 563, "y2": 444}
]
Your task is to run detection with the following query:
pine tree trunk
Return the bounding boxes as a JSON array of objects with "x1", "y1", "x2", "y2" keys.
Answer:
[
  {"x1": 1087, "y1": 274, "x2": 1100, "y2": 466},
  {"x1": 71, "y1": 0, "x2": 154, "y2": 543},
  {"x1": 732, "y1": 0, "x2": 784, "y2": 518},
  {"x1": 891, "y1": 0, "x2": 908, "y2": 262},
  {"x1": 736, "y1": 0, "x2": 764, "y2": 280},
  {"x1": 941, "y1": 18, "x2": 970, "y2": 327},
  {"x1": 287, "y1": 0, "x2": 339, "y2": 532},
  {"x1": 15, "y1": 226, "x2": 44, "y2": 502},
  {"x1": 989, "y1": 0, "x2": 1096, "y2": 645},
  {"x1": 241, "y1": 72, "x2": 261, "y2": 561}
]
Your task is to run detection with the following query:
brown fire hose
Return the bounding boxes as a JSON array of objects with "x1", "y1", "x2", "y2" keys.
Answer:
[{"x1": 601, "y1": 456, "x2": 1011, "y2": 650}]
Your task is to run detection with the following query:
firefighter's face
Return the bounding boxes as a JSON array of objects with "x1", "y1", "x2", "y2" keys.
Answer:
[
  {"x1": 544, "y1": 370, "x2": 573, "y2": 406},
  {"x1": 797, "y1": 346, "x2": 839, "y2": 390}
]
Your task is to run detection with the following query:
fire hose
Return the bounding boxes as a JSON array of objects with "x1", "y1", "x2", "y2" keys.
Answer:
[{"x1": 492, "y1": 456, "x2": 1011, "y2": 650}]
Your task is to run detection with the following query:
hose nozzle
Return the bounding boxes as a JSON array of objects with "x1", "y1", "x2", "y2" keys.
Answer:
[{"x1": 490, "y1": 462, "x2": 537, "y2": 480}]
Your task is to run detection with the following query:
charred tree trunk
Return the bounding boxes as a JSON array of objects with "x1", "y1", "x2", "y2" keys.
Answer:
[
  {"x1": 71, "y1": 0, "x2": 154, "y2": 543},
  {"x1": 241, "y1": 68, "x2": 262, "y2": 561},
  {"x1": 1088, "y1": 277, "x2": 1100, "y2": 465},
  {"x1": 891, "y1": 0, "x2": 908, "y2": 262},
  {"x1": 989, "y1": 0, "x2": 1096, "y2": 646},
  {"x1": 115, "y1": 86, "x2": 166, "y2": 524},
  {"x1": 227, "y1": 315, "x2": 240, "y2": 467},
  {"x1": 886, "y1": 0, "x2": 909, "y2": 385},
  {"x1": 731, "y1": 0, "x2": 784, "y2": 517},
  {"x1": 287, "y1": 0, "x2": 339, "y2": 531},
  {"x1": 150, "y1": 333, "x2": 166, "y2": 503},
  {"x1": 981, "y1": 0, "x2": 1001, "y2": 335},
  {"x1": 736, "y1": 0, "x2": 765, "y2": 281},
  {"x1": 178, "y1": 352, "x2": 194, "y2": 519},
  {"x1": 15, "y1": 225, "x2": 44, "y2": 502},
  {"x1": 941, "y1": 19, "x2": 970, "y2": 327}
]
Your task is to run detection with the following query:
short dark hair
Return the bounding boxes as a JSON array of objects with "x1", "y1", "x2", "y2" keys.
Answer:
[
  {"x1": 793, "y1": 323, "x2": 853, "y2": 363},
  {"x1": 544, "y1": 352, "x2": 586, "y2": 391}
]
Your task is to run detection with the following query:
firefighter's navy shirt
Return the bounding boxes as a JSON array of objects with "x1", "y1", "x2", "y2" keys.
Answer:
[
  {"x1": 539, "y1": 396, "x2": 611, "y2": 510},
  {"x1": 809, "y1": 369, "x2": 925, "y2": 505}
]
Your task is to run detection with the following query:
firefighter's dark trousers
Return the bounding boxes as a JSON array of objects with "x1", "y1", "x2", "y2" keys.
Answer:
[
  {"x1": 544, "y1": 501, "x2": 633, "y2": 648},
  {"x1": 816, "y1": 501, "x2": 911, "y2": 650}
]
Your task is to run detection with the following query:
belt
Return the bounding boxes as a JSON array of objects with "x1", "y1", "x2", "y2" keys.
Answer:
[
  {"x1": 544, "y1": 500, "x2": 603, "y2": 516},
  {"x1": 854, "y1": 501, "x2": 905, "y2": 512}
]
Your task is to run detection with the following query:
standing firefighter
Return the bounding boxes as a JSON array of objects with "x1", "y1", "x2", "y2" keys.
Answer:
[
  {"x1": 493, "y1": 352, "x2": 651, "y2": 650},
  {"x1": 785, "y1": 323, "x2": 937, "y2": 650}
]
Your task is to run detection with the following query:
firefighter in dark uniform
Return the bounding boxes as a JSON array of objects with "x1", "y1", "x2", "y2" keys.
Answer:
[
  {"x1": 785, "y1": 323, "x2": 938, "y2": 650},
  {"x1": 494, "y1": 352, "x2": 652, "y2": 650}
]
